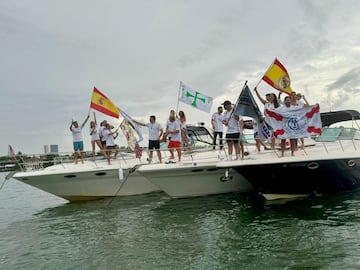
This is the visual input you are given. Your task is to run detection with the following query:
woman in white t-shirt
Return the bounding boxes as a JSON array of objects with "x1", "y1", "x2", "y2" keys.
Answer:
[
  {"x1": 90, "y1": 112, "x2": 106, "y2": 161},
  {"x1": 178, "y1": 110, "x2": 189, "y2": 150},
  {"x1": 254, "y1": 88, "x2": 280, "y2": 149}
]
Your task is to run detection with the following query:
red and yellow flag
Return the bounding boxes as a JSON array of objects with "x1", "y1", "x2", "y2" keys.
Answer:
[
  {"x1": 90, "y1": 87, "x2": 120, "y2": 118},
  {"x1": 262, "y1": 58, "x2": 293, "y2": 94}
]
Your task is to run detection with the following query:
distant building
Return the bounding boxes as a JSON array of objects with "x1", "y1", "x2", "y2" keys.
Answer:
[
  {"x1": 44, "y1": 144, "x2": 59, "y2": 154},
  {"x1": 50, "y1": 144, "x2": 59, "y2": 154},
  {"x1": 44, "y1": 145, "x2": 49, "y2": 154}
]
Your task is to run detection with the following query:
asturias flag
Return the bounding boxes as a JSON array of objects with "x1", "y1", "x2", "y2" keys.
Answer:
[
  {"x1": 262, "y1": 58, "x2": 293, "y2": 94},
  {"x1": 179, "y1": 81, "x2": 213, "y2": 113},
  {"x1": 90, "y1": 87, "x2": 120, "y2": 118}
]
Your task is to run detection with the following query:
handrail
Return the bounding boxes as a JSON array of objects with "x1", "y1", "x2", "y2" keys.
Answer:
[{"x1": 7, "y1": 127, "x2": 360, "y2": 172}]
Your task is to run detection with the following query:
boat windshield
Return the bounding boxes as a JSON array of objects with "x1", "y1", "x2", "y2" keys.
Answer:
[
  {"x1": 339, "y1": 127, "x2": 360, "y2": 140},
  {"x1": 316, "y1": 127, "x2": 359, "y2": 142},
  {"x1": 186, "y1": 126, "x2": 213, "y2": 147}
]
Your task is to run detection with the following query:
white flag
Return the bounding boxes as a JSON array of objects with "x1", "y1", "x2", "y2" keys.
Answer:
[
  {"x1": 179, "y1": 81, "x2": 213, "y2": 113},
  {"x1": 265, "y1": 104, "x2": 322, "y2": 139},
  {"x1": 119, "y1": 109, "x2": 143, "y2": 142}
]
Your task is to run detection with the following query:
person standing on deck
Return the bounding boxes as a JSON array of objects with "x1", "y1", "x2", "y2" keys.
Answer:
[
  {"x1": 211, "y1": 106, "x2": 224, "y2": 150},
  {"x1": 164, "y1": 110, "x2": 182, "y2": 162},
  {"x1": 222, "y1": 100, "x2": 244, "y2": 160},
  {"x1": 70, "y1": 114, "x2": 90, "y2": 164},
  {"x1": 134, "y1": 115, "x2": 163, "y2": 163},
  {"x1": 89, "y1": 112, "x2": 107, "y2": 161}
]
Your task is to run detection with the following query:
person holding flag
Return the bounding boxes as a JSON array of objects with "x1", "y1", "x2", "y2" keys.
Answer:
[
  {"x1": 133, "y1": 115, "x2": 163, "y2": 163},
  {"x1": 103, "y1": 123, "x2": 120, "y2": 165},
  {"x1": 222, "y1": 100, "x2": 244, "y2": 160},
  {"x1": 253, "y1": 88, "x2": 280, "y2": 149}
]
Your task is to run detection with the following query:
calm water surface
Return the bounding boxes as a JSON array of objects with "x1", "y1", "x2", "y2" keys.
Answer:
[{"x1": 1, "y1": 172, "x2": 360, "y2": 269}]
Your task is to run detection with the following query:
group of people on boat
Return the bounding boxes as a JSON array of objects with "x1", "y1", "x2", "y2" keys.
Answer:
[
  {"x1": 70, "y1": 112, "x2": 120, "y2": 165},
  {"x1": 70, "y1": 87, "x2": 312, "y2": 164},
  {"x1": 211, "y1": 88, "x2": 312, "y2": 159},
  {"x1": 70, "y1": 109, "x2": 190, "y2": 165}
]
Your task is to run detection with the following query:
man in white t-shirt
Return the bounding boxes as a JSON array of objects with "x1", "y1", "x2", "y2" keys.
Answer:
[
  {"x1": 70, "y1": 114, "x2": 90, "y2": 164},
  {"x1": 222, "y1": 100, "x2": 244, "y2": 160},
  {"x1": 134, "y1": 115, "x2": 163, "y2": 163},
  {"x1": 211, "y1": 106, "x2": 224, "y2": 150},
  {"x1": 164, "y1": 110, "x2": 182, "y2": 162}
]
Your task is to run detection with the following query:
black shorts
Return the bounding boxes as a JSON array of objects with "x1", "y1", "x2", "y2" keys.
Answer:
[
  {"x1": 226, "y1": 133, "x2": 240, "y2": 144},
  {"x1": 148, "y1": 140, "x2": 160, "y2": 150}
]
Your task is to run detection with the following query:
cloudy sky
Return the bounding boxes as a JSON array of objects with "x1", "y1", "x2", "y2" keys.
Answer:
[{"x1": 1, "y1": 0, "x2": 360, "y2": 156}]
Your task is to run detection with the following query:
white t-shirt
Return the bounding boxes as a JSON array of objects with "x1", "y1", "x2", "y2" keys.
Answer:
[
  {"x1": 99, "y1": 126, "x2": 106, "y2": 142},
  {"x1": 211, "y1": 112, "x2": 224, "y2": 132},
  {"x1": 71, "y1": 127, "x2": 83, "y2": 142},
  {"x1": 166, "y1": 119, "x2": 181, "y2": 141},
  {"x1": 103, "y1": 129, "x2": 116, "y2": 146},
  {"x1": 90, "y1": 124, "x2": 100, "y2": 141},
  {"x1": 223, "y1": 110, "x2": 242, "y2": 134},
  {"x1": 145, "y1": 122, "x2": 162, "y2": 141}
]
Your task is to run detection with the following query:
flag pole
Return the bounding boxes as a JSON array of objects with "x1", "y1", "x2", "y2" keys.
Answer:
[
  {"x1": 88, "y1": 86, "x2": 96, "y2": 116},
  {"x1": 233, "y1": 80, "x2": 248, "y2": 109},
  {"x1": 175, "y1": 81, "x2": 182, "y2": 114},
  {"x1": 8, "y1": 145, "x2": 23, "y2": 171},
  {"x1": 228, "y1": 80, "x2": 248, "y2": 120},
  {"x1": 254, "y1": 57, "x2": 277, "y2": 89}
]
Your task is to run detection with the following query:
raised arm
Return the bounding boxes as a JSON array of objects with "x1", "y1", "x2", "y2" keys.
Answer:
[
  {"x1": 93, "y1": 111, "x2": 97, "y2": 125},
  {"x1": 69, "y1": 119, "x2": 74, "y2": 131},
  {"x1": 254, "y1": 87, "x2": 267, "y2": 105},
  {"x1": 81, "y1": 114, "x2": 90, "y2": 128}
]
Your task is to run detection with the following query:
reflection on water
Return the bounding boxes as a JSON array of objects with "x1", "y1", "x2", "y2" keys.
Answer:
[{"x1": 1, "y1": 174, "x2": 360, "y2": 269}]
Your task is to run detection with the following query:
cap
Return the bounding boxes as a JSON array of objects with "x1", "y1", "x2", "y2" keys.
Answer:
[
  {"x1": 265, "y1": 93, "x2": 272, "y2": 96},
  {"x1": 222, "y1": 100, "x2": 231, "y2": 106}
]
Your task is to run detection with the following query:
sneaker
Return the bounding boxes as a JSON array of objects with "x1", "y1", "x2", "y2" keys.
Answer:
[
  {"x1": 165, "y1": 160, "x2": 176, "y2": 164},
  {"x1": 146, "y1": 158, "x2": 152, "y2": 163}
]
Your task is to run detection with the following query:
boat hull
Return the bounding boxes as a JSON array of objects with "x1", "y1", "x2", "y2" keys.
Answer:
[
  {"x1": 138, "y1": 162, "x2": 253, "y2": 198},
  {"x1": 228, "y1": 157, "x2": 360, "y2": 197},
  {"x1": 12, "y1": 163, "x2": 161, "y2": 202}
]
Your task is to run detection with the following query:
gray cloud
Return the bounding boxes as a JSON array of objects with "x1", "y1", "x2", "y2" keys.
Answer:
[
  {"x1": 327, "y1": 67, "x2": 360, "y2": 92},
  {"x1": 1, "y1": 0, "x2": 360, "y2": 155}
]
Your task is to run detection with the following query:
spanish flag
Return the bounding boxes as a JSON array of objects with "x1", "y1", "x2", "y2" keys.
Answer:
[
  {"x1": 262, "y1": 58, "x2": 293, "y2": 94},
  {"x1": 90, "y1": 87, "x2": 120, "y2": 118}
]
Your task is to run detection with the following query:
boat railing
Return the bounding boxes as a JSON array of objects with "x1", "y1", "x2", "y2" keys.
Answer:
[
  {"x1": 11, "y1": 127, "x2": 358, "y2": 170},
  {"x1": 240, "y1": 127, "x2": 360, "y2": 158}
]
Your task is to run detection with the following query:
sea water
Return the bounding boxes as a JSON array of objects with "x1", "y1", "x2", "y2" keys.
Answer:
[{"x1": 1, "y1": 172, "x2": 360, "y2": 269}]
